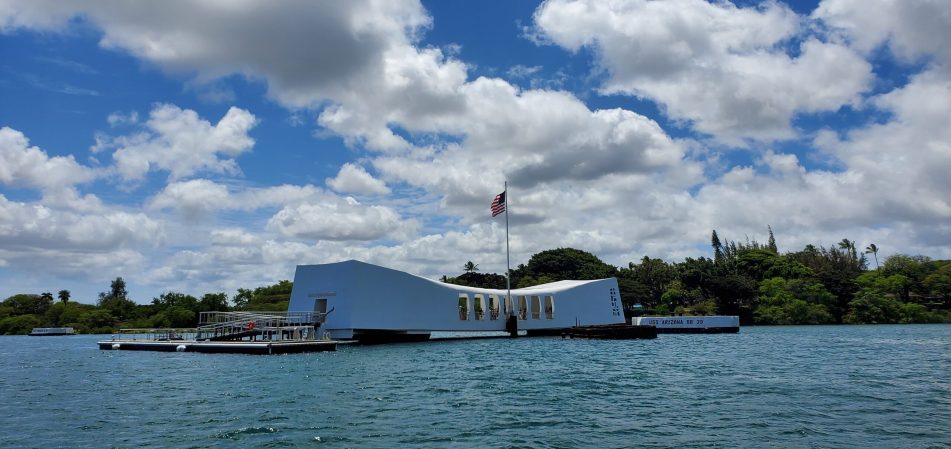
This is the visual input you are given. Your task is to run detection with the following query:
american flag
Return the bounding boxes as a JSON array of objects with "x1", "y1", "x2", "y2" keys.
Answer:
[{"x1": 490, "y1": 191, "x2": 506, "y2": 217}]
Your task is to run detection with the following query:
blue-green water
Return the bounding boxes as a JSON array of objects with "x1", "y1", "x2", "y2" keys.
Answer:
[{"x1": 1, "y1": 325, "x2": 949, "y2": 448}]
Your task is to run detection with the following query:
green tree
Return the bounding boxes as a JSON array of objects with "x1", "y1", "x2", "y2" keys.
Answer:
[
  {"x1": 838, "y1": 238, "x2": 856, "y2": 262},
  {"x1": 463, "y1": 261, "x2": 479, "y2": 273},
  {"x1": 712, "y1": 230, "x2": 724, "y2": 263},
  {"x1": 523, "y1": 248, "x2": 615, "y2": 281},
  {"x1": 844, "y1": 288, "x2": 901, "y2": 324},
  {"x1": 199, "y1": 292, "x2": 230, "y2": 313},
  {"x1": 233, "y1": 288, "x2": 253, "y2": 310},
  {"x1": 627, "y1": 256, "x2": 676, "y2": 309},
  {"x1": 151, "y1": 306, "x2": 197, "y2": 328},
  {"x1": 897, "y1": 303, "x2": 939, "y2": 324},
  {"x1": 754, "y1": 277, "x2": 834, "y2": 324},
  {"x1": 865, "y1": 244, "x2": 879, "y2": 269},
  {"x1": 97, "y1": 277, "x2": 136, "y2": 321},
  {"x1": 110, "y1": 277, "x2": 128, "y2": 300},
  {"x1": 923, "y1": 264, "x2": 951, "y2": 300},
  {"x1": 79, "y1": 309, "x2": 116, "y2": 332},
  {"x1": 449, "y1": 272, "x2": 508, "y2": 289},
  {"x1": 515, "y1": 274, "x2": 555, "y2": 288},
  {"x1": 767, "y1": 225, "x2": 778, "y2": 254},
  {"x1": 881, "y1": 255, "x2": 930, "y2": 302},
  {"x1": 855, "y1": 271, "x2": 911, "y2": 299},
  {"x1": 660, "y1": 280, "x2": 703, "y2": 310},
  {"x1": 45, "y1": 302, "x2": 93, "y2": 328},
  {"x1": 234, "y1": 280, "x2": 294, "y2": 311},
  {"x1": 3, "y1": 294, "x2": 52, "y2": 315},
  {"x1": 786, "y1": 244, "x2": 865, "y2": 322},
  {"x1": 58, "y1": 289, "x2": 70, "y2": 303},
  {"x1": 0, "y1": 314, "x2": 42, "y2": 335},
  {"x1": 736, "y1": 248, "x2": 782, "y2": 280}
]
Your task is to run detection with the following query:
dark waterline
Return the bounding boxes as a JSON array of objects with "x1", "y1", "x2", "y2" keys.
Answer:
[{"x1": 2, "y1": 325, "x2": 949, "y2": 448}]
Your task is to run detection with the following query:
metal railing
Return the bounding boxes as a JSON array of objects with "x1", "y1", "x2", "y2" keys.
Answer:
[
  {"x1": 111, "y1": 328, "x2": 198, "y2": 341},
  {"x1": 195, "y1": 311, "x2": 330, "y2": 341}
]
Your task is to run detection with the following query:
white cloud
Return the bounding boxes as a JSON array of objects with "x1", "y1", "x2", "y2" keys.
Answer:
[
  {"x1": 0, "y1": 0, "x2": 432, "y2": 108},
  {"x1": 267, "y1": 198, "x2": 418, "y2": 242},
  {"x1": 507, "y1": 64, "x2": 542, "y2": 79},
  {"x1": 326, "y1": 163, "x2": 391, "y2": 195},
  {"x1": 147, "y1": 179, "x2": 232, "y2": 218},
  {"x1": 111, "y1": 104, "x2": 257, "y2": 182},
  {"x1": 149, "y1": 178, "x2": 417, "y2": 242},
  {"x1": 3, "y1": 0, "x2": 951, "y2": 303},
  {"x1": 149, "y1": 179, "x2": 323, "y2": 216},
  {"x1": 533, "y1": 0, "x2": 873, "y2": 143},
  {"x1": 210, "y1": 228, "x2": 261, "y2": 247},
  {"x1": 0, "y1": 194, "x2": 163, "y2": 251},
  {"x1": 368, "y1": 79, "x2": 699, "y2": 217},
  {"x1": 107, "y1": 110, "x2": 139, "y2": 127},
  {"x1": 0, "y1": 126, "x2": 96, "y2": 191},
  {"x1": 815, "y1": 0, "x2": 951, "y2": 66}
]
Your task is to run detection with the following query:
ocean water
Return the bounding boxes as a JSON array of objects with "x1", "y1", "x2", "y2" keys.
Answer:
[{"x1": 1, "y1": 325, "x2": 949, "y2": 448}]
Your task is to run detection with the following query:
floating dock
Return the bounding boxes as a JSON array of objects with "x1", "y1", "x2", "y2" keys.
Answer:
[
  {"x1": 632, "y1": 316, "x2": 739, "y2": 333},
  {"x1": 98, "y1": 339, "x2": 336, "y2": 354},
  {"x1": 99, "y1": 311, "x2": 338, "y2": 355}
]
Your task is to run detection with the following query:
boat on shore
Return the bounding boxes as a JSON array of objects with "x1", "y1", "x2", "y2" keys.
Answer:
[{"x1": 29, "y1": 327, "x2": 76, "y2": 336}]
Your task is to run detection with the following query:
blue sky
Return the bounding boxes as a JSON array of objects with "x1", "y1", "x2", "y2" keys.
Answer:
[{"x1": 1, "y1": 0, "x2": 949, "y2": 304}]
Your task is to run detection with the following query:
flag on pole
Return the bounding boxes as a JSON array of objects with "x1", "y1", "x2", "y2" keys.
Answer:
[{"x1": 490, "y1": 191, "x2": 506, "y2": 217}]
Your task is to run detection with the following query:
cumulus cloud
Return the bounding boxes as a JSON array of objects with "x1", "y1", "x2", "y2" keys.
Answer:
[
  {"x1": 110, "y1": 104, "x2": 257, "y2": 182},
  {"x1": 0, "y1": 0, "x2": 431, "y2": 108},
  {"x1": 0, "y1": 194, "x2": 163, "y2": 251},
  {"x1": 0, "y1": 126, "x2": 96, "y2": 190},
  {"x1": 3, "y1": 0, "x2": 950, "y2": 303},
  {"x1": 369, "y1": 78, "x2": 699, "y2": 218},
  {"x1": 815, "y1": 0, "x2": 951, "y2": 66},
  {"x1": 267, "y1": 199, "x2": 418, "y2": 242},
  {"x1": 533, "y1": 0, "x2": 873, "y2": 143},
  {"x1": 149, "y1": 179, "x2": 322, "y2": 217},
  {"x1": 149, "y1": 178, "x2": 417, "y2": 242},
  {"x1": 326, "y1": 163, "x2": 391, "y2": 195}
]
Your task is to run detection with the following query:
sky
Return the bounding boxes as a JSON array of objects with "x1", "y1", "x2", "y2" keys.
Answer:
[{"x1": 1, "y1": 0, "x2": 949, "y2": 304}]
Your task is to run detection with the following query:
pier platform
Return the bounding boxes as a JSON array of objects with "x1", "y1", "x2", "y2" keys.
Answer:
[
  {"x1": 98, "y1": 339, "x2": 337, "y2": 354},
  {"x1": 99, "y1": 312, "x2": 338, "y2": 355}
]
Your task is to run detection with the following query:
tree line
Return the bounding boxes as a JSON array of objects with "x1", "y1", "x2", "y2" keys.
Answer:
[
  {"x1": 443, "y1": 230, "x2": 951, "y2": 325},
  {"x1": 0, "y1": 277, "x2": 293, "y2": 335},
  {"x1": 3, "y1": 229, "x2": 950, "y2": 334}
]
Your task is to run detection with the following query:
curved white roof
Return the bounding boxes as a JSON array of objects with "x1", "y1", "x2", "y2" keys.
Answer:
[{"x1": 288, "y1": 260, "x2": 624, "y2": 337}]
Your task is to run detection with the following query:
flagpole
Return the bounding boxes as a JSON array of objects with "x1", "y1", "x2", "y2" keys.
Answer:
[{"x1": 504, "y1": 180, "x2": 511, "y2": 317}]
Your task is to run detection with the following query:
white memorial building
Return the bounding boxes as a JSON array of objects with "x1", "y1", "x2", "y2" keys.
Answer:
[{"x1": 287, "y1": 260, "x2": 625, "y2": 341}]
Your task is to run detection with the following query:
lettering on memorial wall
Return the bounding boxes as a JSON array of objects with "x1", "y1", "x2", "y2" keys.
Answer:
[
  {"x1": 642, "y1": 318, "x2": 705, "y2": 326},
  {"x1": 609, "y1": 287, "x2": 621, "y2": 317}
]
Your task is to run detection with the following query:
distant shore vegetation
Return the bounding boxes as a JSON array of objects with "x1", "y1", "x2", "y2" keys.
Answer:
[
  {"x1": 2, "y1": 229, "x2": 950, "y2": 334},
  {"x1": 444, "y1": 229, "x2": 951, "y2": 326}
]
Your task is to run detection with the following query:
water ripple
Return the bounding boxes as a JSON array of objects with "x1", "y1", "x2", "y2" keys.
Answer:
[{"x1": 1, "y1": 325, "x2": 949, "y2": 448}]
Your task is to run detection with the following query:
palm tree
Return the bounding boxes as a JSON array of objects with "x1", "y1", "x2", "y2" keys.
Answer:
[
  {"x1": 58, "y1": 289, "x2": 71, "y2": 303},
  {"x1": 463, "y1": 261, "x2": 479, "y2": 273},
  {"x1": 837, "y1": 238, "x2": 853, "y2": 251},
  {"x1": 865, "y1": 244, "x2": 879, "y2": 269},
  {"x1": 838, "y1": 238, "x2": 856, "y2": 259}
]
